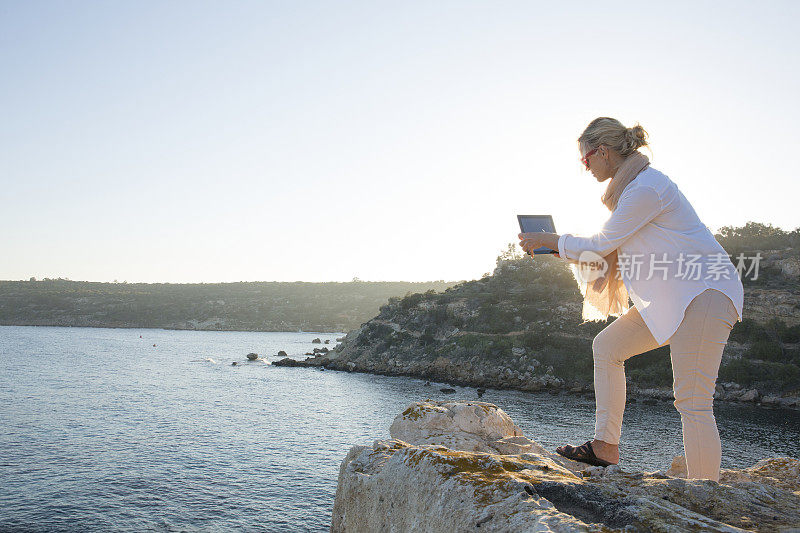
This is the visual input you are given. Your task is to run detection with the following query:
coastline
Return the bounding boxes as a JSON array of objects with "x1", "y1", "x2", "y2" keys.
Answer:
[
  {"x1": 0, "y1": 323, "x2": 346, "y2": 334},
  {"x1": 274, "y1": 354, "x2": 800, "y2": 411},
  {"x1": 6, "y1": 321, "x2": 791, "y2": 410}
]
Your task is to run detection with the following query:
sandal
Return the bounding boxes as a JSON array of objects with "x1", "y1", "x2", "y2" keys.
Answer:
[{"x1": 555, "y1": 440, "x2": 615, "y2": 467}]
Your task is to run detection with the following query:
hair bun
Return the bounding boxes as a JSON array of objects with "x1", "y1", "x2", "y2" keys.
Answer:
[{"x1": 626, "y1": 124, "x2": 649, "y2": 150}]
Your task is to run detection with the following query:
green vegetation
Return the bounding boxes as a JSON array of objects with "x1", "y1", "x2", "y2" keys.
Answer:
[
  {"x1": 626, "y1": 346, "x2": 674, "y2": 387},
  {"x1": 719, "y1": 359, "x2": 800, "y2": 390},
  {"x1": 715, "y1": 222, "x2": 800, "y2": 256},
  {"x1": 714, "y1": 222, "x2": 800, "y2": 289},
  {"x1": 346, "y1": 222, "x2": 800, "y2": 394},
  {"x1": 0, "y1": 279, "x2": 457, "y2": 332}
]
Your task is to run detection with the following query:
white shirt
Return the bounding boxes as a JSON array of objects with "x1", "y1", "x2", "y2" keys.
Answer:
[{"x1": 557, "y1": 165, "x2": 744, "y2": 345}]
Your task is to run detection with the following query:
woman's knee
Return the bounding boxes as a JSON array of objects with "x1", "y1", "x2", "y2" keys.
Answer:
[
  {"x1": 672, "y1": 383, "x2": 715, "y2": 415},
  {"x1": 592, "y1": 332, "x2": 615, "y2": 364}
]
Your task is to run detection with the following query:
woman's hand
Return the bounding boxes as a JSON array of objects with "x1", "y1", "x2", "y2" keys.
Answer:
[
  {"x1": 518, "y1": 232, "x2": 561, "y2": 257},
  {"x1": 518, "y1": 232, "x2": 544, "y2": 255}
]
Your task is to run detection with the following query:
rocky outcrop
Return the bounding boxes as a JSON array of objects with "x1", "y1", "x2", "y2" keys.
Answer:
[
  {"x1": 272, "y1": 357, "x2": 317, "y2": 368},
  {"x1": 331, "y1": 400, "x2": 800, "y2": 532},
  {"x1": 745, "y1": 251, "x2": 800, "y2": 326},
  {"x1": 298, "y1": 249, "x2": 800, "y2": 408}
]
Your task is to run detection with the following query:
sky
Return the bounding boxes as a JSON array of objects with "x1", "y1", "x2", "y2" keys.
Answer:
[{"x1": 1, "y1": 1, "x2": 798, "y2": 283}]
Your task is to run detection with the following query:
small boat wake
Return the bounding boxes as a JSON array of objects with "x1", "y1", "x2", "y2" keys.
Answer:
[{"x1": 190, "y1": 357, "x2": 219, "y2": 364}]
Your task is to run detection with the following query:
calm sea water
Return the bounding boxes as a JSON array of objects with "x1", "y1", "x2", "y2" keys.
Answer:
[{"x1": 1, "y1": 325, "x2": 798, "y2": 532}]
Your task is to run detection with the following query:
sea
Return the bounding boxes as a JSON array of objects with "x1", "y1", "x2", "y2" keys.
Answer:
[{"x1": 1, "y1": 325, "x2": 798, "y2": 532}]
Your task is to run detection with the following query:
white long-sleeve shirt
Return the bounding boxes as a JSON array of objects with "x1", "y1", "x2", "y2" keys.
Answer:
[{"x1": 557, "y1": 165, "x2": 744, "y2": 345}]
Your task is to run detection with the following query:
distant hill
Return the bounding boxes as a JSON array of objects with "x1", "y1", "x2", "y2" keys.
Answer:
[{"x1": 0, "y1": 280, "x2": 459, "y2": 332}]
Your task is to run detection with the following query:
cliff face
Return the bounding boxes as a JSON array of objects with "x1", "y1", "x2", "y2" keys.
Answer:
[
  {"x1": 330, "y1": 400, "x2": 800, "y2": 532},
  {"x1": 297, "y1": 250, "x2": 800, "y2": 407}
]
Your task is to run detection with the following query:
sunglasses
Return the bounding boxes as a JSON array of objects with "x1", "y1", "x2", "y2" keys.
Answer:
[{"x1": 581, "y1": 147, "x2": 600, "y2": 170}]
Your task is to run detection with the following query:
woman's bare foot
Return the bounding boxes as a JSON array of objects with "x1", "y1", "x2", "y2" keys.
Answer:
[{"x1": 590, "y1": 439, "x2": 619, "y2": 464}]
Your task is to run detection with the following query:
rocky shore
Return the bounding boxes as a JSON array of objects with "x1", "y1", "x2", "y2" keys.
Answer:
[
  {"x1": 274, "y1": 248, "x2": 800, "y2": 410},
  {"x1": 330, "y1": 400, "x2": 800, "y2": 532},
  {"x1": 273, "y1": 351, "x2": 800, "y2": 410}
]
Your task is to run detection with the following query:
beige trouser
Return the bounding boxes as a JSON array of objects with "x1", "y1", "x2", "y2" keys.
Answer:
[{"x1": 592, "y1": 288, "x2": 738, "y2": 481}]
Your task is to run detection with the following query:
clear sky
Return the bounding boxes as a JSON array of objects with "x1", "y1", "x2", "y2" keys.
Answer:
[{"x1": 2, "y1": 1, "x2": 798, "y2": 283}]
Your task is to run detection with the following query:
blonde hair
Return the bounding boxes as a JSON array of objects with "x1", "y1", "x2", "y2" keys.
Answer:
[{"x1": 578, "y1": 117, "x2": 649, "y2": 157}]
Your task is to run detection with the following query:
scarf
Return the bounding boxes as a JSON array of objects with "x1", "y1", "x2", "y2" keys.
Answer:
[{"x1": 568, "y1": 150, "x2": 650, "y2": 322}]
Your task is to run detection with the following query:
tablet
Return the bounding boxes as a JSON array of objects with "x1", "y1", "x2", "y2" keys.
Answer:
[{"x1": 517, "y1": 214, "x2": 558, "y2": 254}]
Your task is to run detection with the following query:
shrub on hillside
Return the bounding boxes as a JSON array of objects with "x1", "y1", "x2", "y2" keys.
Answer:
[
  {"x1": 746, "y1": 339, "x2": 785, "y2": 362},
  {"x1": 719, "y1": 358, "x2": 800, "y2": 390},
  {"x1": 625, "y1": 346, "x2": 673, "y2": 387}
]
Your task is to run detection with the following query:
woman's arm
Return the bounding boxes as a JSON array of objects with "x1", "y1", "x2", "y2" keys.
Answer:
[{"x1": 557, "y1": 185, "x2": 663, "y2": 261}]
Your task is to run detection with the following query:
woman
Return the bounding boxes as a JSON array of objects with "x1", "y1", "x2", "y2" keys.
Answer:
[{"x1": 518, "y1": 117, "x2": 743, "y2": 481}]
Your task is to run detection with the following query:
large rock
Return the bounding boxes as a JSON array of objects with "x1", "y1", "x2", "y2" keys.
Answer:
[
  {"x1": 777, "y1": 257, "x2": 800, "y2": 278},
  {"x1": 389, "y1": 401, "x2": 547, "y2": 455},
  {"x1": 738, "y1": 389, "x2": 760, "y2": 402},
  {"x1": 272, "y1": 357, "x2": 314, "y2": 367},
  {"x1": 331, "y1": 401, "x2": 800, "y2": 532}
]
